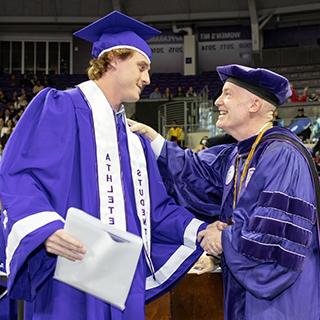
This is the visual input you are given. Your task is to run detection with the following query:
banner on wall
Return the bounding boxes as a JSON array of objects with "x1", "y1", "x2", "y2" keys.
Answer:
[
  {"x1": 198, "y1": 26, "x2": 251, "y2": 42},
  {"x1": 198, "y1": 40, "x2": 252, "y2": 71},
  {"x1": 147, "y1": 27, "x2": 252, "y2": 73},
  {"x1": 198, "y1": 26, "x2": 252, "y2": 71},
  {"x1": 148, "y1": 31, "x2": 184, "y2": 73}
]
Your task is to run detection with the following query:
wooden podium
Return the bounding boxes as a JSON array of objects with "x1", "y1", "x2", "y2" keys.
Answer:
[{"x1": 146, "y1": 272, "x2": 224, "y2": 320}]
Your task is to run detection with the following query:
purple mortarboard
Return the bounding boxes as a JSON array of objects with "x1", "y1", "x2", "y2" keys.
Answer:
[
  {"x1": 74, "y1": 11, "x2": 161, "y2": 63},
  {"x1": 216, "y1": 64, "x2": 292, "y2": 105}
]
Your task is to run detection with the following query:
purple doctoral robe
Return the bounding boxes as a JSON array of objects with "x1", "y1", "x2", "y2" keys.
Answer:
[
  {"x1": 0, "y1": 87, "x2": 206, "y2": 320},
  {"x1": 155, "y1": 127, "x2": 320, "y2": 320}
]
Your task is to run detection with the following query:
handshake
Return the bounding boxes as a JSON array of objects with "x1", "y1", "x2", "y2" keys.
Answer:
[{"x1": 197, "y1": 220, "x2": 229, "y2": 256}]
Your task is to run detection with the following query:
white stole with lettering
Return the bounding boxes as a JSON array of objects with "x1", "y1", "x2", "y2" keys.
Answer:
[{"x1": 77, "y1": 80, "x2": 151, "y2": 261}]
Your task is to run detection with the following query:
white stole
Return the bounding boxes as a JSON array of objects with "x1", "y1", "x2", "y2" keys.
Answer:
[{"x1": 77, "y1": 80, "x2": 151, "y2": 261}]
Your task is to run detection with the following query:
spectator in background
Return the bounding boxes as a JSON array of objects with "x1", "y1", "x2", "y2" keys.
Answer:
[
  {"x1": 163, "y1": 87, "x2": 173, "y2": 99},
  {"x1": 308, "y1": 92, "x2": 320, "y2": 102},
  {"x1": 0, "y1": 118, "x2": 5, "y2": 157},
  {"x1": 293, "y1": 107, "x2": 312, "y2": 142},
  {"x1": 192, "y1": 135, "x2": 208, "y2": 152},
  {"x1": 206, "y1": 134, "x2": 237, "y2": 147},
  {"x1": 289, "y1": 83, "x2": 299, "y2": 102},
  {"x1": 44, "y1": 74, "x2": 54, "y2": 87},
  {"x1": 0, "y1": 89, "x2": 7, "y2": 105},
  {"x1": 19, "y1": 74, "x2": 32, "y2": 89},
  {"x1": 202, "y1": 84, "x2": 209, "y2": 95},
  {"x1": 16, "y1": 91, "x2": 29, "y2": 110},
  {"x1": 166, "y1": 120, "x2": 184, "y2": 147},
  {"x1": 299, "y1": 86, "x2": 308, "y2": 102},
  {"x1": 175, "y1": 86, "x2": 185, "y2": 98},
  {"x1": 149, "y1": 86, "x2": 162, "y2": 99},
  {"x1": 0, "y1": 118, "x2": 5, "y2": 139},
  {"x1": 199, "y1": 135, "x2": 208, "y2": 148},
  {"x1": 314, "y1": 151, "x2": 320, "y2": 174},
  {"x1": 13, "y1": 109, "x2": 24, "y2": 124},
  {"x1": 30, "y1": 74, "x2": 39, "y2": 85},
  {"x1": 1, "y1": 118, "x2": 14, "y2": 149},
  {"x1": 295, "y1": 107, "x2": 307, "y2": 118},
  {"x1": 289, "y1": 83, "x2": 309, "y2": 103},
  {"x1": 11, "y1": 91, "x2": 18, "y2": 107},
  {"x1": 21, "y1": 87, "x2": 32, "y2": 102},
  {"x1": 6, "y1": 104, "x2": 16, "y2": 121},
  {"x1": 185, "y1": 86, "x2": 197, "y2": 97},
  {"x1": 32, "y1": 80, "x2": 45, "y2": 95},
  {"x1": 193, "y1": 134, "x2": 238, "y2": 152},
  {"x1": 3, "y1": 108, "x2": 11, "y2": 123}
]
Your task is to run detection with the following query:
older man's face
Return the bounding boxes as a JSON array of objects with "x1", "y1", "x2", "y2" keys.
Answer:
[{"x1": 214, "y1": 82, "x2": 253, "y2": 137}]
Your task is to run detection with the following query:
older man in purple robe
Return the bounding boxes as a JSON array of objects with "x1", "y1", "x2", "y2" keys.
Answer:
[{"x1": 130, "y1": 64, "x2": 320, "y2": 320}]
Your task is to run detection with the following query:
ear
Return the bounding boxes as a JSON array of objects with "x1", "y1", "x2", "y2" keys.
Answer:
[
  {"x1": 108, "y1": 56, "x2": 120, "y2": 71},
  {"x1": 248, "y1": 97, "x2": 262, "y2": 113}
]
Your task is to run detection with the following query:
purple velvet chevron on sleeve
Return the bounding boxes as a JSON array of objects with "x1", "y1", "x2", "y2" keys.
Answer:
[{"x1": 239, "y1": 190, "x2": 315, "y2": 271}]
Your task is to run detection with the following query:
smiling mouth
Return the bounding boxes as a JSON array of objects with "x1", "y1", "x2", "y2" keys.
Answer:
[{"x1": 219, "y1": 111, "x2": 228, "y2": 116}]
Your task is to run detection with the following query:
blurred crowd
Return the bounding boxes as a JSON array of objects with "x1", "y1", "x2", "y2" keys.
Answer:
[
  {"x1": 149, "y1": 85, "x2": 198, "y2": 99},
  {"x1": 1, "y1": 74, "x2": 320, "y2": 158},
  {"x1": 289, "y1": 83, "x2": 320, "y2": 103},
  {"x1": 0, "y1": 73, "x2": 47, "y2": 155}
]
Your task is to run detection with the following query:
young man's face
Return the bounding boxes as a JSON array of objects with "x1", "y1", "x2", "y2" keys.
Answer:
[
  {"x1": 113, "y1": 51, "x2": 150, "y2": 103},
  {"x1": 215, "y1": 81, "x2": 253, "y2": 136}
]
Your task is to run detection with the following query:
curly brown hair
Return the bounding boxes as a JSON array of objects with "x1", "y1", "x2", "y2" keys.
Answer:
[{"x1": 87, "y1": 49, "x2": 134, "y2": 80}]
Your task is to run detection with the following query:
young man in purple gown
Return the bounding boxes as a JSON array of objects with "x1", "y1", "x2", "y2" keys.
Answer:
[{"x1": 0, "y1": 11, "x2": 213, "y2": 320}]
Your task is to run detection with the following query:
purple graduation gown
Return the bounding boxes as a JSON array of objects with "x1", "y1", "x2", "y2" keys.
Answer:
[
  {"x1": 156, "y1": 127, "x2": 320, "y2": 320},
  {"x1": 0, "y1": 87, "x2": 205, "y2": 320}
]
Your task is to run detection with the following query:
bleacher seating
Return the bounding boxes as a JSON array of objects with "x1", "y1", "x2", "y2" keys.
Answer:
[
  {"x1": 271, "y1": 64, "x2": 320, "y2": 90},
  {"x1": 0, "y1": 71, "x2": 223, "y2": 101},
  {"x1": 142, "y1": 71, "x2": 222, "y2": 99},
  {"x1": 1, "y1": 64, "x2": 320, "y2": 103}
]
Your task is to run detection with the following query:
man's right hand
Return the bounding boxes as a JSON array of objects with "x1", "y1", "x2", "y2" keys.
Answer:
[
  {"x1": 127, "y1": 119, "x2": 159, "y2": 141},
  {"x1": 45, "y1": 229, "x2": 86, "y2": 261},
  {"x1": 197, "y1": 221, "x2": 228, "y2": 256}
]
